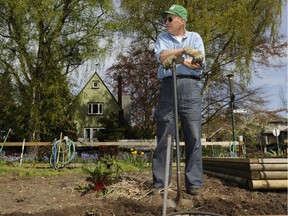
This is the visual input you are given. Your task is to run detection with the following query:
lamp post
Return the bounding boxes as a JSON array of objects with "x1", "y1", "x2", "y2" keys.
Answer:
[{"x1": 227, "y1": 74, "x2": 236, "y2": 142}]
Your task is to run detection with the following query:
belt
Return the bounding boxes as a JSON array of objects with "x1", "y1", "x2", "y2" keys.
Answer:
[{"x1": 163, "y1": 75, "x2": 200, "y2": 81}]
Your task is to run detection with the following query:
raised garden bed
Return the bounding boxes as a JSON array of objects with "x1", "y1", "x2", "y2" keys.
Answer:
[{"x1": 203, "y1": 157, "x2": 288, "y2": 190}]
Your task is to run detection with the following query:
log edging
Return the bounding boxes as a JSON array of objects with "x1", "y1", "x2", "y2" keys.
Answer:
[{"x1": 203, "y1": 157, "x2": 288, "y2": 190}]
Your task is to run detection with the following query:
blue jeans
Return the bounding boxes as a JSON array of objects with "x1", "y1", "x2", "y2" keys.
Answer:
[{"x1": 152, "y1": 77, "x2": 202, "y2": 189}]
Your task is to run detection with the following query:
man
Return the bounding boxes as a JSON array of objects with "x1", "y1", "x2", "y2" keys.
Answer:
[{"x1": 152, "y1": 4, "x2": 205, "y2": 196}]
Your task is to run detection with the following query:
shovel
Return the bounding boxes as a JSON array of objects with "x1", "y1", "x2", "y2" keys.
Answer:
[
  {"x1": 171, "y1": 58, "x2": 182, "y2": 206},
  {"x1": 162, "y1": 58, "x2": 187, "y2": 216},
  {"x1": 162, "y1": 133, "x2": 175, "y2": 216}
]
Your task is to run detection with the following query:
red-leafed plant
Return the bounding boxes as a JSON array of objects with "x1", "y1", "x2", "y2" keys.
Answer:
[{"x1": 76, "y1": 156, "x2": 122, "y2": 196}]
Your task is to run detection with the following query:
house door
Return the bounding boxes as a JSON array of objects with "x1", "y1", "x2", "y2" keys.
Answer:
[
  {"x1": 84, "y1": 128, "x2": 104, "y2": 142},
  {"x1": 84, "y1": 128, "x2": 91, "y2": 142}
]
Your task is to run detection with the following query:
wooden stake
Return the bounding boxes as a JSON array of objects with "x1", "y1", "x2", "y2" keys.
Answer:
[
  {"x1": 19, "y1": 139, "x2": 25, "y2": 167},
  {"x1": 56, "y1": 132, "x2": 62, "y2": 166}
]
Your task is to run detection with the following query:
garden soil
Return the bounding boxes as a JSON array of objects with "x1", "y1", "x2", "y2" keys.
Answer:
[{"x1": 0, "y1": 171, "x2": 287, "y2": 216}]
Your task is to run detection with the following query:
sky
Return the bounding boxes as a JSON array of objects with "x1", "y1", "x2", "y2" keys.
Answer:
[{"x1": 250, "y1": 3, "x2": 287, "y2": 112}]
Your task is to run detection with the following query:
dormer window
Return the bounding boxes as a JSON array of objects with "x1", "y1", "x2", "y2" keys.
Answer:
[{"x1": 92, "y1": 80, "x2": 99, "y2": 89}]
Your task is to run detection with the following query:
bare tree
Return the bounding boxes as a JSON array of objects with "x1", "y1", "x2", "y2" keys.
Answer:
[
  {"x1": 279, "y1": 87, "x2": 288, "y2": 113},
  {"x1": 107, "y1": 44, "x2": 159, "y2": 138}
]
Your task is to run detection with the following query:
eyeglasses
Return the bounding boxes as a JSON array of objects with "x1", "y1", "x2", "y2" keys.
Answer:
[{"x1": 165, "y1": 17, "x2": 173, "y2": 23}]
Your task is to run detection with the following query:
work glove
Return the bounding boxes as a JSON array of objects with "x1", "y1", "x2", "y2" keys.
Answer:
[
  {"x1": 183, "y1": 46, "x2": 203, "y2": 66},
  {"x1": 163, "y1": 55, "x2": 176, "y2": 69},
  {"x1": 163, "y1": 55, "x2": 184, "y2": 69}
]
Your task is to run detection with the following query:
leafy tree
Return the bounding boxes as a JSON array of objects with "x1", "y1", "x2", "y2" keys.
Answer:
[
  {"x1": 0, "y1": 72, "x2": 21, "y2": 140},
  {"x1": 107, "y1": 0, "x2": 286, "y2": 140},
  {"x1": 0, "y1": 0, "x2": 115, "y2": 141}
]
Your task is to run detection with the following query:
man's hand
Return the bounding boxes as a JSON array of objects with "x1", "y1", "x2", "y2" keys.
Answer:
[
  {"x1": 175, "y1": 56, "x2": 184, "y2": 64},
  {"x1": 163, "y1": 55, "x2": 177, "y2": 69},
  {"x1": 191, "y1": 58, "x2": 203, "y2": 66},
  {"x1": 163, "y1": 56, "x2": 184, "y2": 69},
  {"x1": 183, "y1": 46, "x2": 203, "y2": 66}
]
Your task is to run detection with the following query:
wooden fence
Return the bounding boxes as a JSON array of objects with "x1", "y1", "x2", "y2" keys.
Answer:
[{"x1": 3, "y1": 139, "x2": 234, "y2": 148}]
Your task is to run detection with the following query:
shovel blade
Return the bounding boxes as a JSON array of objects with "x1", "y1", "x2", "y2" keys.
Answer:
[{"x1": 166, "y1": 199, "x2": 176, "y2": 208}]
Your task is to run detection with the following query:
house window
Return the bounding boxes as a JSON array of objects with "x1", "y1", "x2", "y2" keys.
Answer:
[
  {"x1": 88, "y1": 103, "x2": 103, "y2": 115},
  {"x1": 92, "y1": 80, "x2": 99, "y2": 89}
]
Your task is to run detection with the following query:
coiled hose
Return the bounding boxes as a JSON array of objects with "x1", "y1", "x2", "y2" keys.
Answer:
[
  {"x1": 229, "y1": 141, "x2": 237, "y2": 157},
  {"x1": 50, "y1": 137, "x2": 76, "y2": 169}
]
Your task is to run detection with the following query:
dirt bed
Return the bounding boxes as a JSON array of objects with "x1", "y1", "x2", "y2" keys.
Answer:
[{"x1": 0, "y1": 171, "x2": 287, "y2": 216}]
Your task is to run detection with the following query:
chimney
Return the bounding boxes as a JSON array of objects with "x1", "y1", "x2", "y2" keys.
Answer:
[{"x1": 117, "y1": 75, "x2": 122, "y2": 108}]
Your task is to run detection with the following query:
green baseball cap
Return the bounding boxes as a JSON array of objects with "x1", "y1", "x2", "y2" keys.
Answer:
[{"x1": 162, "y1": 4, "x2": 187, "y2": 22}]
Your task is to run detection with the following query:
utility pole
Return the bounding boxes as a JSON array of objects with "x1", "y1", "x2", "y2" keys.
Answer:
[{"x1": 227, "y1": 74, "x2": 236, "y2": 142}]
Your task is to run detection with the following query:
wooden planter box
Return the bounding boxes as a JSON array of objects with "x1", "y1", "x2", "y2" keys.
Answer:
[{"x1": 203, "y1": 157, "x2": 288, "y2": 190}]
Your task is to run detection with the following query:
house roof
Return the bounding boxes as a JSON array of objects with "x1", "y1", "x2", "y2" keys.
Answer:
[
  {"x1": 70, "y1": 71, "x2": 122, "y2": 111},
  {"x1": 268, "y1": 118, "x2": 287, "y2": 124},
  {"x1": 262, "y1": 117, "x2": 288, "y2": 134}
]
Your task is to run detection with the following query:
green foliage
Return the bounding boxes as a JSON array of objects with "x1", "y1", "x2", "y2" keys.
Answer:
[
  {"x1": 0, "y1": 73, "x2": 22, "y2": 140},
  {"x1": 0, "y1": 161, "x2": 82, "y2": 178},
  {"x1": 266, "y1": 149, "x2": 284, "y2": 157},
  {"x1": 97, "y1": 113, "x2": 134, "y2": 141},
  {"x1": 202, "y1": 146, "x2": 229, "y2": 157},
  {"x1": 119, "y1": 148, "x2": 150, "y2": 170},
  {"x1": 0, "y1": 164, "x2": 9, "y2": 174}
]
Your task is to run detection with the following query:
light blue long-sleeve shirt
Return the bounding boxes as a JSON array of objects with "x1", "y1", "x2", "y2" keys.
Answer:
[{"x1": 154, "y1": 30, "x2": 206, "y2": 79}]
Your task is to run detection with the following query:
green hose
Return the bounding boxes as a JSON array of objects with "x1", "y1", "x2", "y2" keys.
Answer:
[
  {"x1": 0, "y1": 129, "x2": 11, "y2": 155},
  {"x1": 229, "y1": 141, "x2": 237, "y2": 157},
  {"x1": 50, "y1": 137, "x2": 76, "y2": 169}
]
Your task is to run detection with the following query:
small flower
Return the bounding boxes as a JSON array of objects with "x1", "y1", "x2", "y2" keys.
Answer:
[{"x1": 80, "y1": 153, "x2": 99, "y2": 161}]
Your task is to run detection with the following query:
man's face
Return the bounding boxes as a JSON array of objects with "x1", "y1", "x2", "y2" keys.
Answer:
[{"x1": 165, "y1": 14, "x2": 185, "y2": 36}]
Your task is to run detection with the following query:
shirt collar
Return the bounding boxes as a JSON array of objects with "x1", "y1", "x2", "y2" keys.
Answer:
[{"x1": 170, "y1": 29, "x2": 187, "y2": 39}]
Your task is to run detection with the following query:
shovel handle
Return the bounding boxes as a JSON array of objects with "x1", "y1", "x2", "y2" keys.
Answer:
[{"x1": 172, "y1": 60, "x2": 182, "y2": 203}]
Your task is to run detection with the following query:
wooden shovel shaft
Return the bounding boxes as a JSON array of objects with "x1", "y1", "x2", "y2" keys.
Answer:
[{"x1": 172, "y1": 60, "x2": 182, "y2": 203}]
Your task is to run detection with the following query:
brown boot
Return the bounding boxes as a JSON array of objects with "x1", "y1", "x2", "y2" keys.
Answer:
[{"x1": 186, "y1": 188, "x2": 201, "y2": 196}]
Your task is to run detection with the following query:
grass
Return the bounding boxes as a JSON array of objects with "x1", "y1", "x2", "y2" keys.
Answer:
[
  {"x1": 0, "y1": 162, "x2": 84, "y2": 178},
  {"x1": 0, "y1": 152, "x2": 151, "y2": 179}
]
